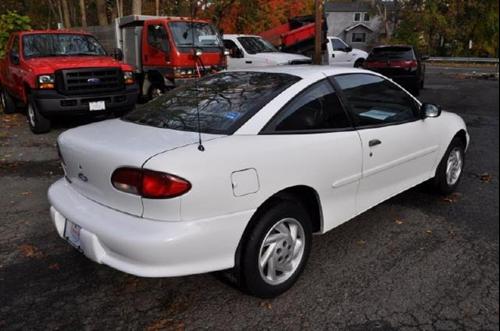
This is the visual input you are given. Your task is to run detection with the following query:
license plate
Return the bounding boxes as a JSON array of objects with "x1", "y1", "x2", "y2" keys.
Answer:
[
  {"x1": 64, "y1": 220, "x2": 82, "y2": 250},
  {"x1": 89, "y1": 101, "x2": 106, "y2": 111}
]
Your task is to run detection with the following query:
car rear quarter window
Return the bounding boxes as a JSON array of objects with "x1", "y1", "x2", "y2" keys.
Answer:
[
  {"x1": 263, "y1": 79, "x2": 352, "y2": 133},
  {"x1": 335, "y1": 74, "x2": 419, "y2": 127},
  {"x1": 124, "y1": 72, "x2": 301, "y2": 135},
  {"x1": 367, "y1": 46, "x2": 416, "y2": 61}
]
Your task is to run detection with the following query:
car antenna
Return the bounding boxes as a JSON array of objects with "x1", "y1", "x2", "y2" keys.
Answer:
[{"x1": 191, "y1": 0, "x2": 205, "y2": 152}]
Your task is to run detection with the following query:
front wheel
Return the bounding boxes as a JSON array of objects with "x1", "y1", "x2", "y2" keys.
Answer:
[
  {"x1": 354, "y1": 58, "x2": 365, "y2": 68},
  {"x1": 27, "y1": 95, "x2": 51, "y2": 134},
  {"x1": 433, "y1": 137, "x2": 465, "y2": 194},
  {"x1": 237, "y1": 200, "x2": 312, "y2": 298}
]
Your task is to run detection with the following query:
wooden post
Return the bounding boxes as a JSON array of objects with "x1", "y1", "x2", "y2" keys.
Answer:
[{"x1": 314, "y1": 0, "x2": 323, "y2": 64}]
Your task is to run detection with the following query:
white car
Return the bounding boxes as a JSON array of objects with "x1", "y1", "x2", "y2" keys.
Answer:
[
  {"x1": 223, "y1": 34, "x2": 312, "y2": 69},
  {"x1": 49, "y1": 66, "x2": 468, "y2": 298},
  {"x1": 326, "y1": 37, "x2": 368, "y2": 68}
]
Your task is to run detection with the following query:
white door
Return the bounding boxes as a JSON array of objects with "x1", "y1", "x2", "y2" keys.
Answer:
[
  {"x1": 224, "y1": 39, "x2": 249, "y2": 69},
  {"x1": 330, "y1": 38, "x2": 352, "y2": 66},
  {"x1": 262, "y1": 78, "x2": 363, "y2": 231},
  {"x1": 334, "y1": 73, "x2": 440, "y2": 214}
]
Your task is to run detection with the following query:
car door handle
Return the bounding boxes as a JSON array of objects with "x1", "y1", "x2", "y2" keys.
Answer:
[
  {"x1": 246, "y1": 61, "x2": 253, "y2": 64},
  {"x1": 369, "y1": 139, "x2": 382, "y2": 147}
]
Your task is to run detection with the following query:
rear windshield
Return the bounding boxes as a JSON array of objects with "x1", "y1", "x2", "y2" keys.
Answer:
[
  {"x1": 124, "y1": 72, "x2": 301, "y2": 135},
  {"x1": 367, "y1": 47, "x2": 415, "y2": 61}
]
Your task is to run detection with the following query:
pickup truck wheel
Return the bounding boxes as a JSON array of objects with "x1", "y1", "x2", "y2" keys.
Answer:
[
  {"x1": 237, "y1": 200, "x2": 312, "y2": 298},
  {"x1": 1, "y1": 88, "x2": 17, "y2": 114},
  {"x1": 354, "y1": 58, "x2": 365, "y2": 68},
  {"x1": 433, "y1": 137, "x2": 465, "y2": 195},
  {"x1": 27, "y1": 96, "x2": 51, "y2": 134}
]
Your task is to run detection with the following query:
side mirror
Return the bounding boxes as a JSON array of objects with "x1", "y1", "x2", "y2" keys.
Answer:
[
  {"x1": 345, "y1": 46, "x2": 353, "y2": 53},
  {"x1": 112, "y1": 48, "x2": 124, "y2": 61},
  {"x1": 421, "y1": 55, "x2": 430, "y2": 61},
  {"x1": 421, "y1": 103, "x2": 442, "y2": 118},
  {"x1": 232, "y1": 48, "x2": 244, "y2": 59},
  {"x1": 9, "y1": 50, "x2": 20, "y2": 65}
]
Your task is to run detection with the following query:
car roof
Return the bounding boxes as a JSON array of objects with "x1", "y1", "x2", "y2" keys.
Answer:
[
  {"x1": 227, "y1": 65, "x2": 370, "y2": 80},
  {"x1": 224, "y1": 34, "x2": 261, "y2": 38}
]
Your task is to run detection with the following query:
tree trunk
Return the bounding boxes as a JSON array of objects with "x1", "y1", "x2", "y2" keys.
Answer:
[
  {"x1": 96, "y1": 0, "x2": 108, "y2": 25},
  {"x1": 61, "y1": 0, "x2": 71, "y2": 28},
  {"x1": 155, "y1": 0, "x2": 160, "y2": 16},
  {"x1": 79, "y1": 0, "x2": 87, "y2": 27},
  {"x1": 116, "y1": 0, "x2": 124, "y2": 18},
  {"x1": 132, "y1": 0, "x2": 142, "y2": 15}
]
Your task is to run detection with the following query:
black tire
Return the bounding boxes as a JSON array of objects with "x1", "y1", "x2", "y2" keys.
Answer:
[
  {"x1": 235, "y1": 199, "x2": 312, "y2": 298},
  {"x1": 433, "y1": 137, "x2": 466, "y2": 195},
  {"x1": 27, "y1": 95, "x2": 51, "y2": 134},
  {"x1": 1, "y1": 87, "x2": 17, "y2": 114},
  {"x1": 354, "y1": 58, "x2": 365, "y2": 68},
  {"x1": 147, "y1": 84, "x2": 165, "y2": 101}
]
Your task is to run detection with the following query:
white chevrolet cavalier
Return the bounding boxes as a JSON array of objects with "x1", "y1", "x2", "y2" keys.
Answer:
[{"x1": 49, "y1": 66, "x2": 468, "y2": 298}]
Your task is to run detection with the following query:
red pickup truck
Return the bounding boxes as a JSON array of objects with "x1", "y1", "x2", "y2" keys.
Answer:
[{"x1": 0, "y1": 30, "x2": 139, "y2": 133}]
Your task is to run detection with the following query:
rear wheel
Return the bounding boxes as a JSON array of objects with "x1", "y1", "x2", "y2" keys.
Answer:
[
  {"x1": 1, "y1": 87, "x2": 17, "y2": 114},
  {"x1": 27, "y1": 95, "x2": 51, "y2": 134},
  {"x1": 235, "y1": 200, "x2": 312, "y2": 298},
  {"x1": 433, "y1": 137, "x2": 465, "y2": 194}
]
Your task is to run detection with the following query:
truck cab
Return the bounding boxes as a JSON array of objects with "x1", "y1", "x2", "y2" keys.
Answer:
[
  {"x1": 0, "y1": 30, "x2": 138, "y2": 133},
  {"x1": 325, "y1": 37, "x2": 368, "y2": 68},
  {"x1": 112, "y1": 16, "x2": 227, "y2": 99},
  {"x1": 223, "y1": 34, "x2": 311, "y2": 69}
]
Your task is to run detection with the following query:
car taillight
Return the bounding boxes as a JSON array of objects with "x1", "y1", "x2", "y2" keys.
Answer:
[{"x1": 111, "y1": 168, "x2": 191, "y2": 199}]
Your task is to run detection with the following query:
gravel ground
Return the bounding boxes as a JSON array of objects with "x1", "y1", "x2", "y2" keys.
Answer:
[{"x1": 0, "y1": 65, "x2": 498, "y2": 330}]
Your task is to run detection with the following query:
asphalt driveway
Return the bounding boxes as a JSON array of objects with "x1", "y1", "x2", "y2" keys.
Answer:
[{"x1": 0, "y1": 65, "x2": 498, "y2": 330}]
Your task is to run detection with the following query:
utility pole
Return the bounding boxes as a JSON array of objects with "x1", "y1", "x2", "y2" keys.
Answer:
[{"x1": 314, "y1": 0, "x2": 323, "y2": 65}]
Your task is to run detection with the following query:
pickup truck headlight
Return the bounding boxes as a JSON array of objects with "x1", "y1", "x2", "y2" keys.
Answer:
[
  {"x1": 123, "y1": 71, "x2": 135, "y2": 85},
  {"x1": 38, "y1": 75, "x2": 55, "y2": 89}
]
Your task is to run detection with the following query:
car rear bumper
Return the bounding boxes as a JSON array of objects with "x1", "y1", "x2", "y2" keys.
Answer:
[
  {"x1": 48, "y1": 179, "x2": 253, "y2": 278},
  {"x1": 33, "y1": 85, "x2": 139, "y2": 116}
]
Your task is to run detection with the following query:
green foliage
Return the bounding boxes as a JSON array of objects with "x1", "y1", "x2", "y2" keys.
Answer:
[
  {"x1": 392, "y1": 0, "x2": 499, "y2": 57},
  {"x1": 0, "y1": 11, "x2": 31, "y2": 58}
]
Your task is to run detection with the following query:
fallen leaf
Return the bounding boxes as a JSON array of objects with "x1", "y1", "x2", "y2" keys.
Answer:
[
  {"x1": 146, "y1": 319, "x2": 184, "y2": 331},
  {"x1": 20, "y1": 191, "x2": 32, "y2": 196},
  {"x1": 49, "y1": 263, "x2": 60, "y2": 270},
  {"x1": 260, "y1": 301, "x2": 273, "y2": 310},
  {"x1": 443, "y1": 193, "x2": 462, "y2": 204},
  {"x1": 356, "y1": 240, "x2": 367, "y2": 246},
  {"x1": 480, "y1": 173, "x2": 493, "y2": 183},
  {"x1": 19, "y1": 244, "x2": 44, "y2": 259},
  {"x1": 395, "y1": 219, "x2": 404, "y2": 225},
  {"x1": 426, "y1": 230, "x2": 433, "y2": 235}
]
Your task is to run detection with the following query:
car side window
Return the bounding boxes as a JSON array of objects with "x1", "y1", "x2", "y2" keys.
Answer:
[
  {"x1": 11, "y1": 36, "x2": 20, "y2": 54},
  {"x1": 147, "y1": 25, "x2": 169, "y2": 52},
  {"x1": 332, "y1": 39, "x2": 347, "y2": 51},
  {"x1": 335, "y1": 74, "x2": 419, "y2": 127},
  {"x1": 265, "y1": 79, "x2": 352, "y2": 132}
]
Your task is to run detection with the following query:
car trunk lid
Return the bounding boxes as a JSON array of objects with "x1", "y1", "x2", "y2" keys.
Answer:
[{"x1": 57, "y1": 119, "x2": 222, "y2": 217}]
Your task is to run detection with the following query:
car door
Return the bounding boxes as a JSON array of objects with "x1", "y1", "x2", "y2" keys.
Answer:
[
  {"x1": 6, "y1": 35, "x2": 23, "y2": 98},
  {"x1": 262, "y1": 79, "x2": 363, "y2": 232},
  {"x1": 333, "y1": 73, "x2": 440, "y2": 214},
  {"x1": 330, "y1": 38, "x2": 351, "y2": 66},
  {"x1": 223, "y1": 39, "x2": 248, "y2": 69},
  {"x1": 142, "y1": 21, "x2": 171, "y2": 68}
]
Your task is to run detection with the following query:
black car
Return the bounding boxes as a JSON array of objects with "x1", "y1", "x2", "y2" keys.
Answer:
[{"x1": 363, "y1": 45, "x2": 427, "y2": 96}]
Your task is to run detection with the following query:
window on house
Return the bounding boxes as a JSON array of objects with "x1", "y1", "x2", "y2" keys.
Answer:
[
  {"x1": 364, "y1": 13, "x2": 370, "y2": 21},
  {"x1": 354, "y1": 13, "x2": 361, "y2": 22},
  {"x1": 352, "y1": 33, "x2": 367, "y2": 43}
]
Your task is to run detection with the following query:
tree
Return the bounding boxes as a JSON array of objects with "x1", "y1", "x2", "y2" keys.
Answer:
[
  {"x1": 61, "y1": 0, "x2": 71, "y2": 28},
  {"x1": 79, "y1": 0, "x2": 87, "y2": 27},
  {"x1": 96, "y1": 0, "x2": 108, "y2": 25},
  {"x1": 132, "y1": 0, "x2": 142, "y2": 15},
  {"x1": 0, "y1": 11, "x2": 31, "y2": 58}
]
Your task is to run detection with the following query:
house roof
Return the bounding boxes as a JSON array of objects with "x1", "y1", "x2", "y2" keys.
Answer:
[
  {"x1": 325, "y1": 1, "x2": 396, "y2": 13},
  {"x1": 344, "y1": 23, "x2": 374, "y2": 32}
]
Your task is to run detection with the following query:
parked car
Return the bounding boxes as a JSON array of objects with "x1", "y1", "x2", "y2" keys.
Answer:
[
  {"x1": 325, "y1": 37, "x2": 368, "y2": 67},
  {"x1": 0, "y1": 30, "x2": 139, "y2": 133},
  {"x1": 49, "y1": 66, "x2": 468, "y2": 298},
  {"x1": 363, "y1": 45, "x2": 427, "y2": 96},
  {"x1": 223, "y1": 34, "x2": 312, "y2": 69},
  {"x1": 88, "y1": 15, "x2": 228, "y2": 100}
]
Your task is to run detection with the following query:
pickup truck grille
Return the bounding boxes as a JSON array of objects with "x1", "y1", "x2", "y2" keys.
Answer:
[{"x1": 56, "y1": 68, "x2": 123, "y2": 95}]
